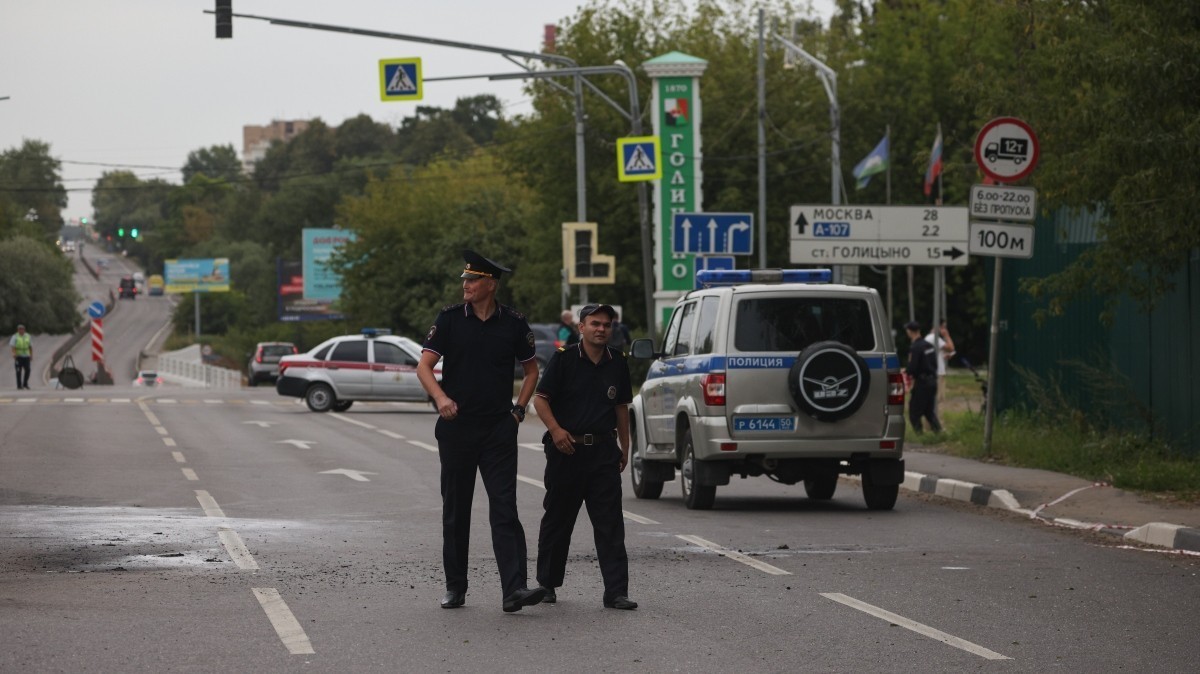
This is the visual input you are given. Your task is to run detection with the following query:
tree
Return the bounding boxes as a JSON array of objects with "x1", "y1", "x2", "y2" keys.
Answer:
[
  {"x1": 957, "y1": 0, "x2": 1200, "y2": 320},
  {"x1": 0, "y1": 236, "x2": 81, "y2": 334},
  {"x1": 181, "y1": 145, "x2": 242, "y2": 184},
  {"x1": 0, "y1": 140, "x2": 67, "y2": 243}
]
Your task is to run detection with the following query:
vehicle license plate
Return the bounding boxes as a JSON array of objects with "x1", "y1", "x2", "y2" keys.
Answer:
[{"x1": 734, "y1": 416, "x2": 794, "y2": 432}]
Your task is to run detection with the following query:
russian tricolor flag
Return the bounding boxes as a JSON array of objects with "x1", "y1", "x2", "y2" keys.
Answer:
[{"x1": 924, "y1": 126, "x2": 943, "y2": 196}]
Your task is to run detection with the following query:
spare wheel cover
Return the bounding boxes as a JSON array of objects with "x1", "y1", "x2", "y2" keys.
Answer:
[{"x1": 789, "y1": 341, "x2": 871, "y2": 422}]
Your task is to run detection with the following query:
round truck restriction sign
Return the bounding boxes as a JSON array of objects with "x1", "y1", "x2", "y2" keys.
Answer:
[{"x1": 974, "y1": 117, "x2": 1039, "y2": 183}]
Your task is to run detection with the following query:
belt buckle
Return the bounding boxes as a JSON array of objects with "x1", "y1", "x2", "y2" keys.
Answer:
[{"x1": 583, "y1": 433, "x2": 594, "y2": 445}]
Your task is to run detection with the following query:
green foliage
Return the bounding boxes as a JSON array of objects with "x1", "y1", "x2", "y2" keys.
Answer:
[
  {"x1": 0, "y1": 140, "x2": 67, "y2": 242},
  {"x1": 0, "y1": 236, "x2": 82, "y2": 334},
  {"x1": 334, "y1": 151, "x2": 538, "y2": 337},
  {"x1": 182, "y1": 145, "x2": 242, "y2": 184}
]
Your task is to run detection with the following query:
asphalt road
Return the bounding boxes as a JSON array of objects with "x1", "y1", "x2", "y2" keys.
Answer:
[{"x1": 2, "y1": 387, "x2": 1197, "y2": 672}]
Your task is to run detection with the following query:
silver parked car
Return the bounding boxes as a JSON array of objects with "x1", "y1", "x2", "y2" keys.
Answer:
[{"x1": 247, "y1": 342, "x2": 298, "y2": 386}]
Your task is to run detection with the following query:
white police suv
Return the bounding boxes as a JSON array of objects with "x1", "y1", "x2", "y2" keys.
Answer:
[
  {"x1": 276, "y1": 329, "x2": 438, "y2": 412},
  {"x1": 629, "y1": 269, "x2": 906, "y2": 510}
]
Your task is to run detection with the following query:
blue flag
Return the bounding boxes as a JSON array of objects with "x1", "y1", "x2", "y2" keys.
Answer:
[{"x1": 852, "y1": 136, "x2": 889, "y2": 189}]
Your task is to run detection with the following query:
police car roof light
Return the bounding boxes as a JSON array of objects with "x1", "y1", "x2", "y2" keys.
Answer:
[
  {"x1": 694, "y1": 269, "x2": 832, "y2": 288},
  {"x1": 361, "y1": 327, "x2": 393, "y2": 338}
]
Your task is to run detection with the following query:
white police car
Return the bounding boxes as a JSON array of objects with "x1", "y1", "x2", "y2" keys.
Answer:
[
  {"x1": 629, "y1": 269, "x2": 906, "y2": 510},
  {"x1": 276, "y1": 329, "x2": 439, "y2": 412}
]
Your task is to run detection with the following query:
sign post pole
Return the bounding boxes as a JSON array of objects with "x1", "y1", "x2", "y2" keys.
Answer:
[{"x1": 983, "y1": 258, "x2": 1003, "y2": 455}]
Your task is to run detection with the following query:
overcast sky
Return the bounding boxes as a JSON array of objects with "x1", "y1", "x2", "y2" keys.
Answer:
[{"x1": 1, "y1": 1, "x2": 834, "y2": 220}]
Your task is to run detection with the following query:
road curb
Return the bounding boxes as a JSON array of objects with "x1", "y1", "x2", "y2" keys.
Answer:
[{"x1": 899, "y1": 469, "x2": 1200, "y2": 553}]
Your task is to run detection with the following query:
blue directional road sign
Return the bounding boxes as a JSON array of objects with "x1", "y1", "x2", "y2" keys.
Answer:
[
  {"x1": 695, "y1": 255, "x2": 736, "y2": 272},
  {"x1": 672, "y1": 213, "x2": 754, "y2": 255},
  {"x1": 87, "y1": 301, "x2": 105, "y2": 319}
]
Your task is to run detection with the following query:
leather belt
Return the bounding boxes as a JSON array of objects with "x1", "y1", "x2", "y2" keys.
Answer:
[{"x1": 569, "y1": 430, "x2": 618, "y2": 446}]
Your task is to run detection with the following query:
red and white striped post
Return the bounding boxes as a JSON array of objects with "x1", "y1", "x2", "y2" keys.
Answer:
[{"x1": 91, "y1": 318, "x2": 104, "y2": 362}]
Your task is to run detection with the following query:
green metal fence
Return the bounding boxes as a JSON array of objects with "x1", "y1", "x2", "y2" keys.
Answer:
[{"x1": 992, "y1": 208, "x2": 1200, "y2": 454}]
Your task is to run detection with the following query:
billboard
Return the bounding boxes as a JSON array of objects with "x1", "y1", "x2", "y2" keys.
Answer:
[
  {"x1": 164, "y1": 258, "x2": 230, "y2": 293},
  {"x1": 277, "y1": 259, "x2": 344, "y2": 322},
  {"x1": 302, "y1": 228, "x2": 356, "y2": 300}
]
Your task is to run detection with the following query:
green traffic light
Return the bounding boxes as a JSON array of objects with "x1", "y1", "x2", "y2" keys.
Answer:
[
  {"x1": 81, "y1": 217, "x2": 89, "y2": 225},
  {"x1": 117, "y1": 228, "x2": 125, "y2": 237},
  {"x1": 131, "y1": 228, "x2": 139, "y2": 238}
]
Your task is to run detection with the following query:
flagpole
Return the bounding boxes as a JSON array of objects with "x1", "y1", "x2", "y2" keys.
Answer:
[
  {"x1": 937, "y1": 122, "x2": 946, "y2": 329},
  {"x1": 884, "y1": 124, "x2": 893, "y2": 326},
  {"x1": 906, "y1": 121, "x2": 914, "y2": 322}
]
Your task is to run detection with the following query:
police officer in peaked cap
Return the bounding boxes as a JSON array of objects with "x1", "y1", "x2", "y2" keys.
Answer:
[{"x1": 416, "y1": 250, "x2": 546, "y2": 612}]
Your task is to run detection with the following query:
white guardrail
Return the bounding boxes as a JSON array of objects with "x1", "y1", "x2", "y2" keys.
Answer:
[{"x1": 155, "y1": 344, "x2": 244, "y2": 389}]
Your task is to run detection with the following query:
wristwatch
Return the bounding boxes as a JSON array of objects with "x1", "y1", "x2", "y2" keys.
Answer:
[{"x1": 511, "y1": 404, "x2": 526, "y2": 422}]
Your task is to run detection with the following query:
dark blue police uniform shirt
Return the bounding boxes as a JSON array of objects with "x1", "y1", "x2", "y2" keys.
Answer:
[
  {"x1": 423, "y1": 303, "x2": 536, "y2": 420},
  {"x1": 535, "y1": 344, "x2": 632, "y2": 435}
]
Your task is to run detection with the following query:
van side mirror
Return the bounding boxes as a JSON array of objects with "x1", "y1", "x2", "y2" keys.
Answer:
[{"x1": 630, "y1": 338, "x2": 657, "y2": 359}]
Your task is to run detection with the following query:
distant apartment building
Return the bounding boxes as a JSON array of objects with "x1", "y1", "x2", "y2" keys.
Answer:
[{"x1": 242, "y1": 119, "x2": 310, "y2": 173}]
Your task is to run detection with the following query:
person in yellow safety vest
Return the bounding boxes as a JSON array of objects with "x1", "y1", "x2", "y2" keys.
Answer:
[{"x1": 9, "y1": 324, "x2": 32, "y2": 390}]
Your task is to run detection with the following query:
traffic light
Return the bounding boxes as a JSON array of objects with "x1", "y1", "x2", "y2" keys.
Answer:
[
  {"x1": 117, "y1": 228, "x2": 125, "y2": 237},
  {"x1": 131, "y1": 228, "x2": 139, "y2": 239},
  {"x1": 216, "y1": 0, "x2": 232, "y2": 38},
  {"x1": 81, "y1": 216, "x2": 89, "y2": 225},
  {"x1": 561, "y1": 222, "x2": 615, "y2": 284}
]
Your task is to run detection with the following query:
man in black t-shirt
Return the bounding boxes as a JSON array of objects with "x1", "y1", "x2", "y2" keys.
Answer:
[
  {"x1": 533, "y1": 303, "x2": 637, "y2": 610},
  {"x1": 417, "y1": 250, "x2": 545, "y2": 613},
  {"x1": 905, "y1": 320, "x2": 942, "y2": 433}
]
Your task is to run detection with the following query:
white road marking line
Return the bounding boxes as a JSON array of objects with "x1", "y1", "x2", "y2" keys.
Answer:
[
  {"x1": 623, "y1": 511, "x2": 659, "y2": 525},
  {"x1": 181, "y1": 468, "x2": 199, "y2": 481},
  {"x1": 155, "y1": 426, "x2": 169, "y2": 436},
  {"x1": 158, "y1": 399, "x2": 177, "y2": 404},
  {"x1": 162, "y1": 437, "x2": 176, "y2": 447},
  {"x1": 250, "y1": 400, "x2": 270, "y2": 405},
  {"x1": 676, "y1": 535, "x2": 792, "y2": 576},
  {"x1": 195, "y1": 490, "x2": 226, "y2": 518},
  {"x1": 204, "y1": 399, "x2": 221, "y2": 404},
  {"x1": 820, "y1": 593, "x2": 1011, "y2": 660},
  {"x1": 517, "y1": 474, "x2": 545, "y2": 489},
  {"x1": 330, "y1": 413, "x2": 376, "y2": 429},
  {"x1": 942, "y1": 566, "x2": 970, "y2": 570},
  {"x1": 110, "y1": 398, "x2": 131, "y2": 403},
  {"x1": 519, "y1": 442, "x2": 543, "y2": 452},
  {"x1": 64, "y1": 397, "x2": 84, "y2": 403},
  {"x1": 252, "y1": 588, "x2": 315, "y2": 655},
  {"x1": 172, "y1": 451, "x2": 186, "y2": 463},
  {"x1": 16, "y1": 398, "x2": 36, "y2": 403},
  {"x1": 219, "y1": 527, "x2": 259, "y2": 570},
  {"x1": 377, "y1": 429, "x2": 405, "y2": 439},
  {"x1": 138, "y1": 402, "x2": 160, "y2": 426},
  {"x1": 408, "y1": 440, "x2": 438, "y2": 453}
]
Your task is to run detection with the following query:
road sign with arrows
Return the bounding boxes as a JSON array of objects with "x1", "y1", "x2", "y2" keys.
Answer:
[
  {"x1": 788, "y1": 205, "x2": 970, "y2": 267},
  {"x1": 672, "y1": 212, "x2": 754, "y2": 255}
]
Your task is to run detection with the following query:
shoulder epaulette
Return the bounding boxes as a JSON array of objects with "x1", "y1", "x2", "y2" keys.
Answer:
[
  {"x1": 440, "y1": 303, "x2": 464, "y2": 313},
  {"x1": 501, "y1": 304, "x2": 526, "y2": 320},
  {"x1": 557, "y1": 346, "x2": 566, "y2": 352}
]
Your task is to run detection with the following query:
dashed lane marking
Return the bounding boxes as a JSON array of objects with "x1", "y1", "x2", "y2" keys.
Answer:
[
  {"x1": 519, "y1": 442, "x2": 543, "y2": 452},
  {"x1": 172, "y1": 451, "x2": 186, "y2": 463},
  {"x1": 195, "y1": 490, "x2": 226, "y2": 518},
  {"x1": 162, "y1": 437, "x2": 176, "y2": 447},
  {"x1": 820, "y1": 593, "x2": 1011, "y2": 660},
  {"x1": 181, "y1": 468, "x2": 198, "y2": 481},
  {"x1": 252, "y1": 588, "x2": 315, "y2": 655},
  {"x1": 408, "y1": 440, "x2": 438, "y2": 453},
  {"x1": 154, "y1": 426, "x2": 169, "y2": 436},
  {"x1": 377, "y1": 429, "x2": 405, "y2": 440},
  {"x1": 516, "y1": 474, "x2": 545, "y2": 489},
  {"x1": 219, "y1": 527, "x2": 259, "y2": 570},
  {"x1": 622, "y1": 511, "x2": 659, "y2": 525},
  {"x1": 676, "y1": 534, "x2": 792, "y2": 575},
  {"x1": 330, "y1": 413, "x2": 376, "y2": 430}
]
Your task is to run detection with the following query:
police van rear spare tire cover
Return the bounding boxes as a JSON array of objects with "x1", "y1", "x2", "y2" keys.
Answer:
[{"x1": 788, "y1": 341, "x2": 871, "y2": 422}]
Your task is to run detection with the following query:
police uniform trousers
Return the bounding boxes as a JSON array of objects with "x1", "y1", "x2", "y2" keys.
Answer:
[
  {"x1": 536, "y1": 436, "x2": 629, "y2": 602},
  {"x1": 909, "y1": 374, "x2": 942, "y2": 433},
  {"x1": 435, "y1": 414, "x2": 528, "y2": 598},
  {"x1": 14, "y1": 356, "x2": 31, "y2": 388}
]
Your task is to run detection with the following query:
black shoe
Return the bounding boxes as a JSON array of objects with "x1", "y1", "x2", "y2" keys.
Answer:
[
  {"x1": 440, "y1": 590, "x2": 465, "y2": 609},
  {"x1": 539, "y1": 586, "x2": 556, "y2": 604},
  {"x1": 502, "y1": 586, "x2": 546, "y2": 613},
  {"x1": 603, "y1": 596, "x2": 638, "y2": 610}
]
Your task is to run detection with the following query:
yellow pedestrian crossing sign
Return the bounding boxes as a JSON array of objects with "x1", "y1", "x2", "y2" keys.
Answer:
[
  {"x1": 379, "y1": 58, "x2": 423, "y2": 102},
  {"x1": 617, "y1": 136, "x2": 662, "y2": 182}
]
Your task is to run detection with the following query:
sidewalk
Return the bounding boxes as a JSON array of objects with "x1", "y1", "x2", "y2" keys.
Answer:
[{"x1": 900, "y1": 446, "x2": 1200, "y2": 553}]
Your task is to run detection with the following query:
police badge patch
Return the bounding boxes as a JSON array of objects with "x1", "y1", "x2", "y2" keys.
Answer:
[
  {"x1": 425, "y1": 325, "x2": 437, "y2": 342},
  {"x1": 607, "y1": 386, "x2": 617, "y2": 400},
  {"x1": 527, "y1": 332, "x2": 535, "y2": 347}
]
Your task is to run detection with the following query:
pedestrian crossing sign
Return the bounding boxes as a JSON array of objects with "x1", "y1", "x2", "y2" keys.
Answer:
[
  {"x1": 617, "y1": 136, "x2": 662, "y2": 182},
  {"x1": 379, "y1": 58, "x2": 423, "y2": 102}
]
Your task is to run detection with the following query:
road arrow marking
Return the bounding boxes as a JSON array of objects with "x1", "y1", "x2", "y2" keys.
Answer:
[
  {"x1": 319, "y1": 469, "x2": 377, "y2": 482},
  {"x1": 244, "y1": 421, "x2": 275, "y2": 428},
  {"x1": 276, "y1": 439, "x2": 316, "y2": 449}
]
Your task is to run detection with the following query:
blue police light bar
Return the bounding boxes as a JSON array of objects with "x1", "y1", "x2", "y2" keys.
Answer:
[
  {"x1": 694, "y1": 269, "x2": 832, "y2": 288},
  {"x1": 361, "y1": 327, "x2": 393, "y2": 337}
]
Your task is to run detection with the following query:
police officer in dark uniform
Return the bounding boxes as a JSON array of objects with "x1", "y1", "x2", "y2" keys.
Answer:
[
  {"x1": 533, "y1": 304, "x2": 638, "y2": 610},
  {"x1": 905, "y1": 320, "x2": 943, "y2": 433},
  {"x1": 416, "y1": 250, "x2": 545, "y2": 612}
]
